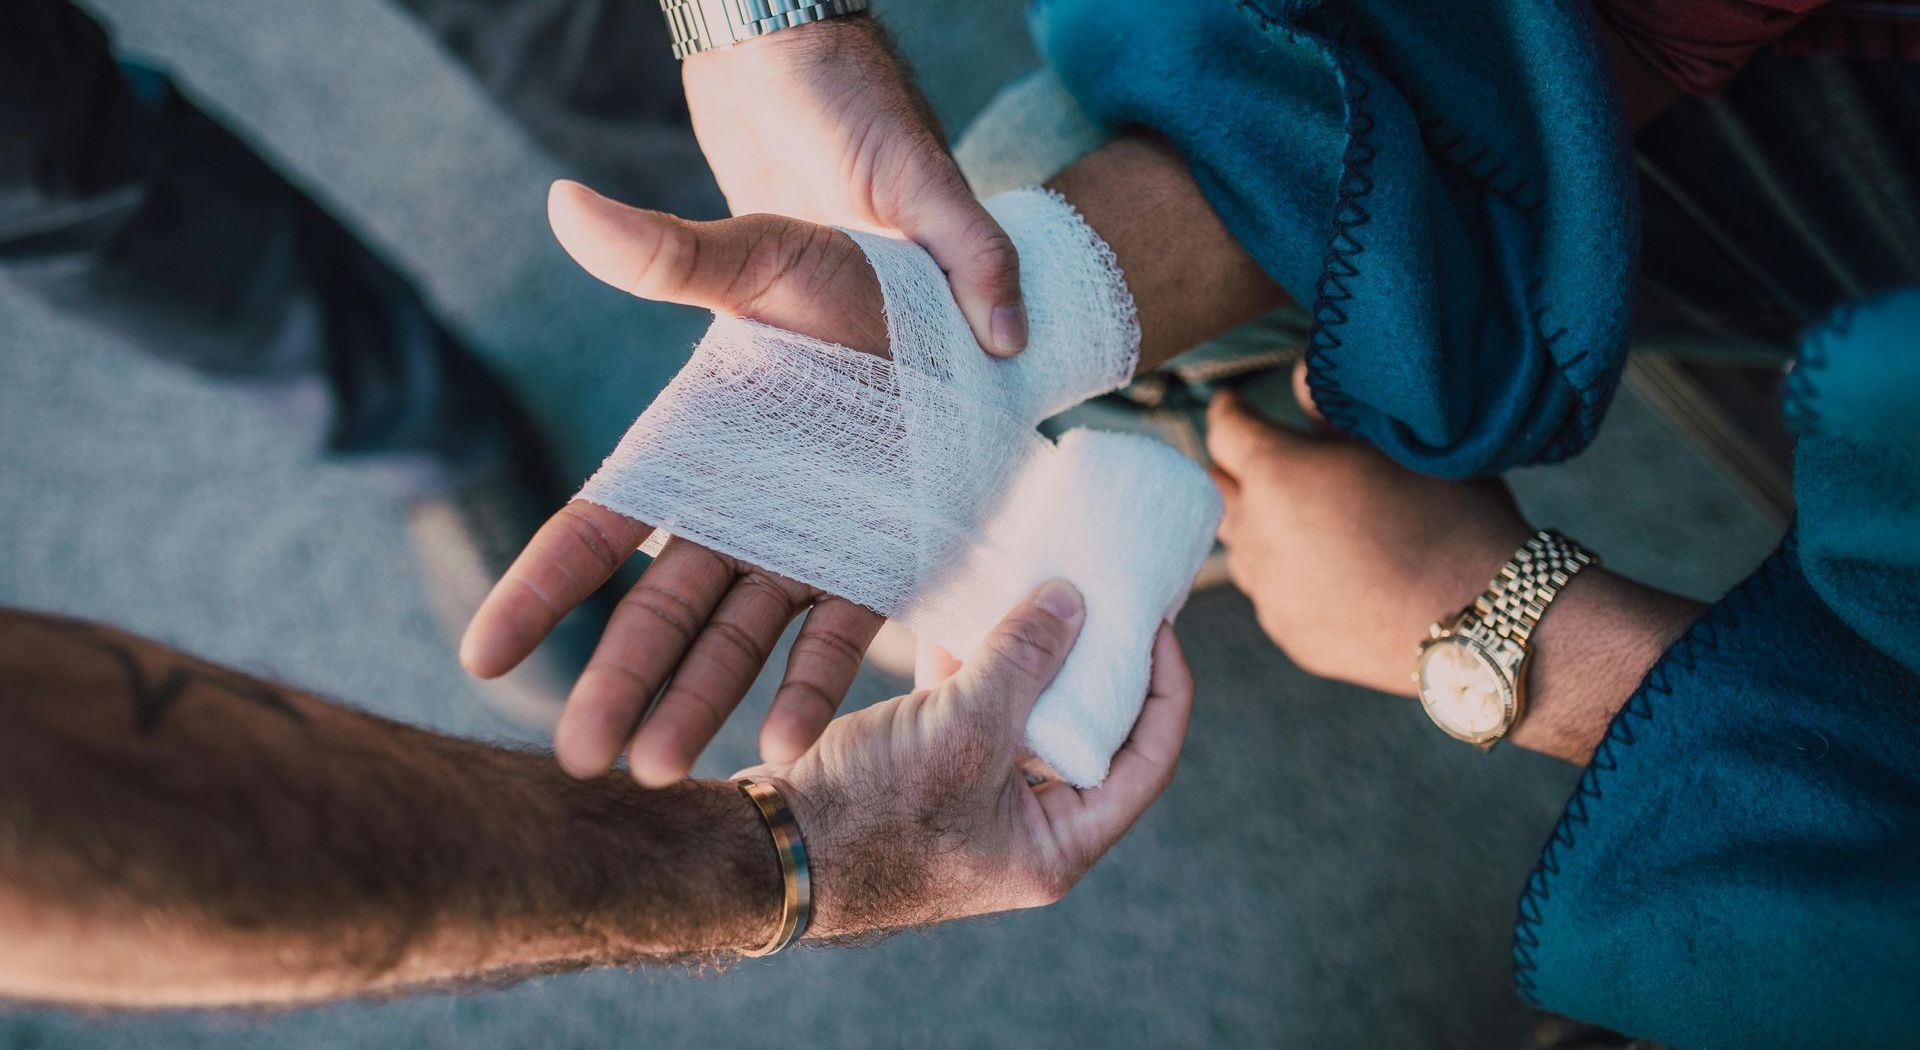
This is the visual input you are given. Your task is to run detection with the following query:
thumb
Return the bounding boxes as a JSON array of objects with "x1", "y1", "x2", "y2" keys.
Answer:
[
  {"x1": 548, "y1": 179, "x2": 887, "y2": 353},
  {"x1": 1206, "y1": 387, "x2": 1306, "y2": 478},
  {"x1": 888, "y1": 165, "x2": 1026, "y2": 357},
  {"x1": 944, "y1": 580, "x2": 1085, "y2": 731},
  {"x1": 549, "y1": 179, "x2": 742, "y2": 307}
]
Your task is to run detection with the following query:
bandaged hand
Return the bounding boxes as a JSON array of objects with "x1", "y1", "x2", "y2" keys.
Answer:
[
  {"x1": 463, "y1": 182, "x2": 896, "y2": 786},
  {"x1": 468, "y1": 180, "x2": 1220, "y2": 790}
]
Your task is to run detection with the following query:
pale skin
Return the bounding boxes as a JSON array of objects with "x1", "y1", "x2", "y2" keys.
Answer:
[
  {"x1": 0, "y1": 584, "x2": 1192, "y2": 1007},
  {"x1": 682, "y1": 15, "x2": 1030, "y2": 356},
  {"x1": 461, "y1": 10, "x2": 1687, "y2": 779}
]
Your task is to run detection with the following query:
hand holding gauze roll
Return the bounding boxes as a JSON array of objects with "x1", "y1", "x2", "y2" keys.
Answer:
[{"x1": 578, "y1": 189, "x2": 1221, "y2": 786}]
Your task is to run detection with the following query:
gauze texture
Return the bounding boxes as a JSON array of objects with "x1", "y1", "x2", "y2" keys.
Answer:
[{"x1": 579, "y1": 188, "x2": 1221, "y2": 786}]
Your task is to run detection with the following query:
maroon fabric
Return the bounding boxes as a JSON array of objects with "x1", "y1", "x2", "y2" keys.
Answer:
[
  {"x1": 1593, "y1": 0, "x2": 1920, "y2": 95},
  {"x1": 1782, "y1": 6, "x2": 1920, "y2": 61}
]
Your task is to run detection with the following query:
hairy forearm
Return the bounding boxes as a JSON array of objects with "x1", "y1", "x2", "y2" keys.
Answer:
[
  {"x1": 0, "y1": 609, "x2": 780, "y2": 1008},
  {"x1": 1509, "y1": 570, "x2": 1705, "y2": 765}
]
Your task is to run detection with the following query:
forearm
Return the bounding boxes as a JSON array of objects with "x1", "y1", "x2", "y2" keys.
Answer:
[
  {"x1": 1045, "y1": 134, "x2": 1289, "y2": 372},
  {"x1": 1509, "y1": 570, "x2": 1704, "y2": 765},
  {"x1": 1034, "y1": 7, "x2": 1679, "y2": 376},
  {"x1": 0, "y1": 609, "x2": 781, "y2": 1007}
]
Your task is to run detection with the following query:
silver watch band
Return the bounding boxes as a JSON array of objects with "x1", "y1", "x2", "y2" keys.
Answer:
[
  {"x1": 661, "y1": 0, "x2": 871, "y2": 59},
  {"x1": 1467, "y1": 529, "x2": 1596, "y2": 645}
]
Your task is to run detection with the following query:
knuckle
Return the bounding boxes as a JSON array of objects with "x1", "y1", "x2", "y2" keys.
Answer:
[
  {"x1": 643, "y1": 219, "x2": 702, "y2": 296},
  {"x1": 983, "y1": 618, "x2": 1069, "y2": 686},
  {"x1": 959, "y1": 222, "x2": 1019, "y2": 290},
  {"x1": 733, "y1": 569, "x2": 806, "y2": 614},
  {"x1": 788, "y1": 626, "x2": 866, "y2": 671},
  {"x1": 500, "y1": 572, "x2": 562, "y2": 623},
  {"x1": 550, "y1": 505, "x2": 623, "y2": 575},
  {"x1": 716, "y1": 219, "x2": 794, "y2": 314},
  {"x1": 662, "y1": 679, "x2": 734, "y2": 731},
  {"x1": 617, "y1": 585, "x2": 703, "y2": 647},
  {"x1": 578, "y1": 658, "x2": 664, "y2": 708},
  {"x1": 774, "y1": 676, "x2": 841, "y2": 719},
  {"x1": 703, "y1": 617, "x2": 772, "y2": 667}
]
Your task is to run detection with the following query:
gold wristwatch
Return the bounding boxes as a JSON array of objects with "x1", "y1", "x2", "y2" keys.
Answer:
[{"x1": 1415, "y1": 529, "x2": 1596, "y2": 750}]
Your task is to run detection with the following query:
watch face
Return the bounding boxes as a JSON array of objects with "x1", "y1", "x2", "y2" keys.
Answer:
[{"x1": 1417, "y1": 638, "x2": 1512, "y2": 741}]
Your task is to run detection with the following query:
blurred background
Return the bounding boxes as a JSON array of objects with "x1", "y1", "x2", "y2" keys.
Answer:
[{"x1": 0, "y1": 1, "x2": 1784, "y2": 1046}]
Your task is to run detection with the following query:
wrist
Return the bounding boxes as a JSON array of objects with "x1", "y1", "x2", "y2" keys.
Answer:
[
  {"x1": 1508, "y1": 567, "x2": 1705, "y2": 764},
  {"x1": 760, "y1": 770, "x2": 852, "y2": 940}
]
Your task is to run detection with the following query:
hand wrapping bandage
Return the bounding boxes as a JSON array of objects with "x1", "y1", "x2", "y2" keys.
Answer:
[{"x1": 579, "y1": 189, "x2": 1222, "y2": 786}]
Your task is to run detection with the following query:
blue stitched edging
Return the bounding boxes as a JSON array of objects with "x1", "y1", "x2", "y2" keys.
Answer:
[
  {"x1": 1236, "y1": 1, "x2": 1373, "y2": 437},
  {"x1": 1782, "y1": 300, "x2": 1857, "y2": 438},
  {"x1": 1510, "y1": 533, "x2": 1799, "y2": 1003},
  {"x1": 1382, "y1": 42, "x2": 1623, "y2": 464},
  {"x1": 1238, "y1": 0, "x2": 1618, "y2": 466},
  {"x1": 1401, "y1": 98, "x2": 1611, "y2": 465}
]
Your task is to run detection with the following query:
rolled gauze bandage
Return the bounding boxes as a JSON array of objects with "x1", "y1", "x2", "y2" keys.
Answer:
[{"x1": 578, "y1": 188, "x2": 1222, "y2": 786}]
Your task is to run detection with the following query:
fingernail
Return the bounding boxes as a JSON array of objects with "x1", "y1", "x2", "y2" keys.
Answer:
[
  {"x1": 991, "y1": 302, "x2": 1028, "y2": 355},
  {"x1": 1034, "y1": 579, "x2": 1083, "y2": 621}
]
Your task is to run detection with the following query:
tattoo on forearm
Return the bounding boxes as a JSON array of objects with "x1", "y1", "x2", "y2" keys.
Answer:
[{"x1": 27, "y1": 614, "x2": 306, "y2": 732}]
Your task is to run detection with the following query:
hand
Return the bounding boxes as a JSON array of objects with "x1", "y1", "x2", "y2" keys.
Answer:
[
  {"x1": 1205, "y1": 366, "x2": 1531, "y2": 695},
  {"x1": 740, "y1": 581, "x2": 1193, "y2": 936},
  {"x1": 462, "y1": 182, "x2": 894, "y2": 786},
  {"x1": 682, "y1": 16, "x2": 1027, "y2": 355}
]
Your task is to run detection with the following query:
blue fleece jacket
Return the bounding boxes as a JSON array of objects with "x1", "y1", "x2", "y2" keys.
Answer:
[
  {"x1": 1030, "y1": 3, "x2": 1920, "y2": 1040},
  {"x1": 1513, "y1": 293, "x2": 1920, "y2": 1049},
  {"x1": 1031, "y1": 0, "x2": 1638, "y2": 478}
]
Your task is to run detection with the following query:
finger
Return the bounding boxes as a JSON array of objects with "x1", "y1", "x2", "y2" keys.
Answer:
[
  {"x1": 460, "y1": 500, "x2": 650, "y2": 680},
  {"x1": 1292, "y1": 359, "x2": 1331, "y2": 432},
  {"x1": 1205, "y1": 387, "x2": 1303, "y2": 477},
  {"x1": 625, "y1": 572, "x2": 805, "y2": 787},
  {"x1": 760, "y1": 598, "x2": 885, "y2": 764},
  {"x1": 945, "y1": 580, "x2": 1085, "y2": 732},
  {"x1": 551, "y1": 538, "x2": 733, "y2": 779},
  {"x1": 550, "y1": 179, "x2": 718, "y2": 304},
  {"x1": 548, "y1": 180, "x2": 887, "y2": 353},
  {"x1": 913, "y1": 636, "x2": 963, "y2": 692},
  {"x1": 1068, "y1": 623, "x2": 1194, "y2": 843},
  {"x1": 890, "y1": 165, "x2": 1025, "y2": 357}
]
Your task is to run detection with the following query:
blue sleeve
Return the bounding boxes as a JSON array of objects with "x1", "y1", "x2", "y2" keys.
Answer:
[
  {"x1": 1029, "y1": 0, "x2": 1638, "y2": 477},
  {"x1": 1513, "y1": 292, "x2": 1920, "y2": 1049}
]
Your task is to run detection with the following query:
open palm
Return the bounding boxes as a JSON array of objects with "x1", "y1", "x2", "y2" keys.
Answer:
[{"x1": 461, "y1": 181, "x2": 893, "y2": 785}]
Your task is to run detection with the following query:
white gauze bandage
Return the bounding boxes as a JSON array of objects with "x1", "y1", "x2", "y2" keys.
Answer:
[{"x1": 579, "y1": 188, "x2": 1221, "y2": 786}]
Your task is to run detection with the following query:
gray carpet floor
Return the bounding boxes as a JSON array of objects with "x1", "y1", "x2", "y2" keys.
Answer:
[{"x1": 0, "y1": 1, "x2": 1783, "y2": 1046}]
